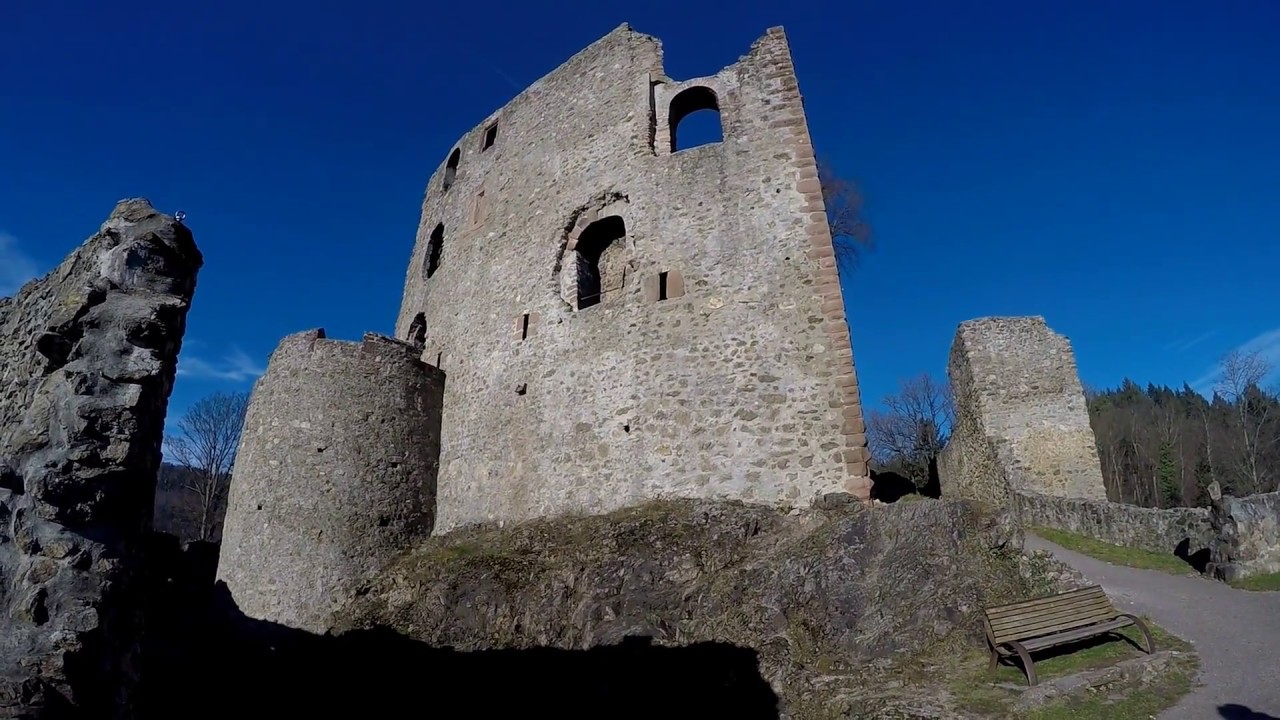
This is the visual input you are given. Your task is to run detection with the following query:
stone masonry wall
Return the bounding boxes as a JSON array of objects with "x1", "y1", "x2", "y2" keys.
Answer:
[
  {"x1": 1016, "y1": 491, "x2": 1213, "y2": 555},
  {"x1": 216, "y1": 330, "x2": 444, "y2": 633},
  {"x1": 395, "y1": 24, "x2": 870, "y2": 532},
  {"x1": 938, "y1": 316, "x2": 1108, "y2": 504},
  {"x1": 0, "y1": 199, "x2": 201, "y2": 718}
]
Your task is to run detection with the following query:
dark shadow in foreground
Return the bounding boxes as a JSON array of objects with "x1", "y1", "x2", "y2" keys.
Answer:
[
  {"x1": 1219, "y1": 704, "x2": 1280, "y2": 719},
  {"x1": 140, "y1": 540, "x2": 779, "y2": 719}
]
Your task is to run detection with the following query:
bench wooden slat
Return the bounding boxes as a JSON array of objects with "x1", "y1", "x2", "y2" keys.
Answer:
[
  {"x1": 988, "y1": 600, "x2": 1117, "y2": 642},
  {"x1": 988, "y1": 595, "x2": 1114, "y2": 627},
  {"x1": 1017, "y1": 618, "x2": 1134, "y2": 652},
  {"x1": 985, "y1": 586, "x2": 1107, "y2": 618},
  {"x1": 994, "y1": 612, "x2": 1127, "y2": 647},
  {"x1": 983, "y1": 597, "x2": 1116, "y2": 630}
]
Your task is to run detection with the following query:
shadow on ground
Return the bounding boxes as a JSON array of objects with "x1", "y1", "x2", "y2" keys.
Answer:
[
  {"x1": 1175, "y1": 537, "x2": 1212, "y2": 574},
  {"x1": 1219, "y1": 704, "x2": 1280, "y2": 719},
  {"x1": 139, "y1": 533, "x2": 779, "y2": 719}
]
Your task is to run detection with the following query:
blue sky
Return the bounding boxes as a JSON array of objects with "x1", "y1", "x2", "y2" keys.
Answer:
[{"x1": 2, "y1": 0, "x2": 1278, "y2": 429}]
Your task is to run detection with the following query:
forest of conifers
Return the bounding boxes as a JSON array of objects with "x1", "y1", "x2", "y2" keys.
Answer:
[{"x1": 867, "y1": 350, "x2": 1280, "y2": 508}]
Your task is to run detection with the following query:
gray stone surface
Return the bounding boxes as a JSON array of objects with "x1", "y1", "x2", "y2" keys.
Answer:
[
  {"x1": 1017, "y1": 490, "x2": 1214, "y2": 555},
  {"x1": 1209, "y1": 491, "x2": 1280, "y2": 582},
  {"x1": 0, "y1": 199, "x2": 201, "y2": 718},
  {"x1": 393, "y1": 24, "x2": 870, "y2": 532},
  {"x1": 340, "y1": 497, "x2": 1042, "y2": 716},
  {"x1": 1013, "y1": 650, "x2": 1188, "y2": 711},
  {"x1": 216, "y1": 330, "x2": 444, "y2": 633},
  {"x1": 938, "y1": 316, "x2": 1108, "y2": 505}
]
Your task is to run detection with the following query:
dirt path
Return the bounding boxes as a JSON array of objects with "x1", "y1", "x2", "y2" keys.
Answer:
[{"x1": 1025, "y1": 533, "x2": 1280, "y2": 720}]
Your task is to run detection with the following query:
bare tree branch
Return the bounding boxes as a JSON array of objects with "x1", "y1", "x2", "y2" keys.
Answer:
[
  {"x1": 164, "y1": 391, "x2": 250, "y2": 542},
  {"x1": 817, "y1": 157, "x2": 874, "y2": 275},
  {"x1": 867, "y1": 373, "x2": 954, "y2": 487}
]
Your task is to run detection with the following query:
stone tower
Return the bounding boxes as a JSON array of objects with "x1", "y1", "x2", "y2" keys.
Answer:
[
  {"x1": 215, "y1": 330, "x2": 444, "y2": 632},
  {"x1": 395, "y1": 24, "x2": 870, "y2": 532},
  {"x1": 937, "y1": 316, "x2": 1109, "y2": 505}
]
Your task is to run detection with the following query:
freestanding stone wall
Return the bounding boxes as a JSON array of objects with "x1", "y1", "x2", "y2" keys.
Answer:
[
  {"x1": 216, "y1": 330, "x2": 444, "y2": 633},
  {"x1": 396, "y1": 24, "x2": 870, "y2": 532},
  {"x1": 0, "y1": 199, "x2": 201, "y2": 717},
  {"x1": 938, "y1": 316, "x2": 1108, "y2": 505}
]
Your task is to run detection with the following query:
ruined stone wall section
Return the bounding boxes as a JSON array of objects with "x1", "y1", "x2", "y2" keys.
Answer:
[
  {"x1": 939, "y1": 316, "x2": 1107, "y2": 502},
  {"x1": 216, "y1": 330, "x2": 444, "y2": 633},
  {"x1": 0, "y1": 199, "x2": 201, "y2": 717},
  {"x1": 395, "y1": 24, "x2": 869, "y2": 532}
]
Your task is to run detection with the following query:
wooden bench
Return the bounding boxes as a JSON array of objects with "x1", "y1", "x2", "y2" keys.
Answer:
[{"x1": 982, "y1": 584, "x2": 1154, "y2": 686}]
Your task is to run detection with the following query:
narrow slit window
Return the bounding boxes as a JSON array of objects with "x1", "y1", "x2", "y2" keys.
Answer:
[
  {"x1": 425, "y1": 223, "x2": 444, "y2": 278},
  {"x1": 443, "y1": 148, "x2": 460, "y2": 192},
  {"x1": 658, "y1": 272, "x2": 669, "y2": 301},
  {"x1": 521, "y1": 313, "x2": 530, "y2": 340}
]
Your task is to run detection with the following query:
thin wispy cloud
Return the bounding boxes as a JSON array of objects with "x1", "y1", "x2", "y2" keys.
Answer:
[
  {"x1": 0, "y1": 232, "x2": 39, "y2": 297},
  {"x1": 1189, "y1": 328, "x2": 1280, "y2": 395},
  {"x1": 1163, "y1": 330, "x2": 1216, "y2": 354},
  {"x1": 176, "y1": 347, "x2": 265, "y2": 383}
]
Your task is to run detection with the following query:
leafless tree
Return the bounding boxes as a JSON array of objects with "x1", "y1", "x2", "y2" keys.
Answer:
[
  {"x1": 818, "y1": 157, "x2": 873, "y2": 275},
  {"x1": 867, "y1": 373, "x2": 955, "y2": 486},
  {"x1": 1214, "y1": 349, "x2": 1277, "y2": 494},
  {"x1": 165, "y1": 391, "x2": 250, "y2": 541}
]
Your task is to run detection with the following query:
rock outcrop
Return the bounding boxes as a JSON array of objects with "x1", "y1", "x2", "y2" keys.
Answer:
[
  {"x1": 0, "y1": 199, "x2": 201, "y2": 718},
  {"x1": 236, "y1": 497, "x2": 1038, "y2": 717}
]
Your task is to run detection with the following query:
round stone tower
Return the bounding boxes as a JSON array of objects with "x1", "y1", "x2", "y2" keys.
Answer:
[{"x1": 215, "y1": 329, "x2": 444, "y2": 633}]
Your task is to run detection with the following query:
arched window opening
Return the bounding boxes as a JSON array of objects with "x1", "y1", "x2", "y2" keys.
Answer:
[
  {"x1": 575, "y1": 216, "x2": 627, "y2": 310},
  {"x1": 443, "y1": 149, "x2": 460, "y2": 192},
  {"x1": 670, "y1": 86, "x2": 722, "y2": 152},
  {"x1": 425, "y1": 223, "x2": 444, "y2": 279},
  {"x1": 407, "y1": 312, "x2": 426, "y2": 348}
]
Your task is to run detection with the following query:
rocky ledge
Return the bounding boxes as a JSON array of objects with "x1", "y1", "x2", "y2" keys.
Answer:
[{"x1": 191, "y1": 496, "x2": 1039, "y2": 717}]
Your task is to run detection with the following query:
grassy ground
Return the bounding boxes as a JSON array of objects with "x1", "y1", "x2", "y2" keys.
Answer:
[
  {"x1": 1229, "y1": 571, "x2": 1280, "y2": 591},
  {"x1": 1030, "y1": 526, "x2": 1194, "y2": 575},
  {"x1": 1032, "y1": 526, "x2": 1280, "y2": 592},
  {"x1": 941, "y1": 620, "x2": 1198, "y2": 719}
]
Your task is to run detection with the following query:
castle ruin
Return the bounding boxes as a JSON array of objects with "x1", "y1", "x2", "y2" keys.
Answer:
[
  {"x1": 395, "y1": 23, "x2": 870, "y2": 532},
  {"x1": 937, "y1": 316, "x2": 1109, "y2": 506}
]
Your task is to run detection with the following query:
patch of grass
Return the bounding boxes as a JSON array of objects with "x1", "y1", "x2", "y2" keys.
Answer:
[
  {"x1": 941, "y1": 619, "x2": 1196, "y2": 719},
  {"x1": 1031, "y1": 526, "x2": 1193, "y2": 575},
  {"x1": 1229, "y1": 570, "x2": 1280, "y2": 591},
  {"x1": 1026, "y1": 649, "x2": 1198, "y2": 720}
]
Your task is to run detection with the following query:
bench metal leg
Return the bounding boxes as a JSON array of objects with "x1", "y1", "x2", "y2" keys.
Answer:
[
  {"x1": 1006, "y1": 641, "x2": 1038, "y2": 686},
  {"x1": 1118, "y1": 614, "x2": 1156, "y2": 654}
]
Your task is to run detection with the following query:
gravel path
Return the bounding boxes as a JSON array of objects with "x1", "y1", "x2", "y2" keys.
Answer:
[{"x1": 1025, "y1": 533, "x2": 1280, "y2": 719}]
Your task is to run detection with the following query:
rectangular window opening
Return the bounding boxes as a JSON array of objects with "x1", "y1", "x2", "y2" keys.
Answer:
[
  {"x1": 521, "y1": 313, "x2": 530, "y2": 340},
  {"x1": 482, "y1": 123, "x2": 498, "y2": 150},
  {"x1": 658, "y1": 271, "x2": 669, "y2": 301}
]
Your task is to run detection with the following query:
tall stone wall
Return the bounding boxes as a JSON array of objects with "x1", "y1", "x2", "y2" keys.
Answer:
[
  {"x1": 938, "y1": 316, "x2": 1107, "y2": 505},
  {"x1": 396, "y1": 24, "x2": 869, "y2": 532},
  {"x1": 0, "y1": 199, "x2": 201, "y2": 717},
  {"x1": 216, "y1": 330, "x2": 444, "y2": 633}
]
